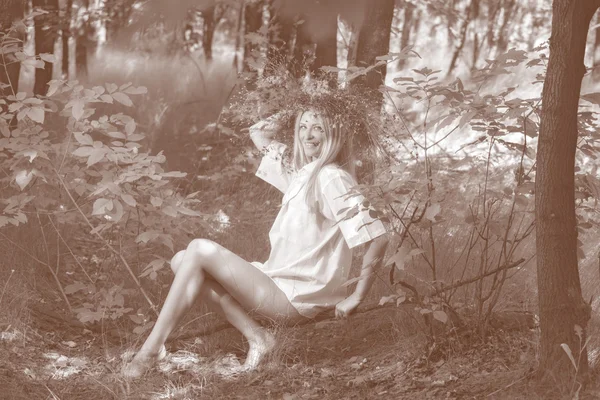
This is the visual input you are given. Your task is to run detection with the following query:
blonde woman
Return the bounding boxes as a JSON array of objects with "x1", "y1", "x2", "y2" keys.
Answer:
[{"x1": 123, "y1": 108, "x2": 388, "y2": 378}]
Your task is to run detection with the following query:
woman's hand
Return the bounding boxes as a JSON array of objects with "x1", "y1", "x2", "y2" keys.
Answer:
[{"x1": 335, "y1": 294, "x2": 362, "y2": 318}]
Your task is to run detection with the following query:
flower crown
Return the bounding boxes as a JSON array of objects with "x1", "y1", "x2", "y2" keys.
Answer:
[{"x1": 226, "y1": 66, "x2": 385, "y2": 149}]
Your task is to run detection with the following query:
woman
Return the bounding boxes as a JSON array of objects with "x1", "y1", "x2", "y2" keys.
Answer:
[{"x1": 122, "y1": 109, "x2": 389, "y2": 378}]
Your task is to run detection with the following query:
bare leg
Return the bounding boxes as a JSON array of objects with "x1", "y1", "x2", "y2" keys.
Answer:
[{"x1": 124, "y1": 240, "x2": 304, "y2": 377}]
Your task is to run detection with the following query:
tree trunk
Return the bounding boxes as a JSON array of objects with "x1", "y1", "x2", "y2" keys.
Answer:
[
  {"x1": 397, "y1": 1, "x2": 415, "y2": 70},
  {"x1": 242, "y1": 0, "x2": 263, "y2": 72},
  {"x1": 351, "y1": 0, "x2": 394, "y2": 183},
  {"x1": 311, "y1": 13, "x2": 337, "y2": 81},
  {"x1": 75, "y1": 6, "x2": 95, "y2": 81},
  {"x1": 202, "y1": 6, "x2": 216, "y2": 62},
  {"x1": 33, "y1": 0, "x2": 59, "y2": 96},
  {"x1": 353, "y1": 0, "x2": 394, "y2": 90},
  {"x1": 0, "y1": 0, "x2": 26, "y2": 96},
  {"x1": 265, "y1": 0, "x2": 294, "y2": 75},
  {"x1": 291, "y1": 17, "x2": 312, "y2": 78},
  {"x1": 447, "y1": 0, "x2": 478, "y2": 77},
  {"x1": 535, "y1": 0, "x2": 599, "y2": 386},
  {"x1": 496, "y1": 0, "x2": 516, "y2": 56},
  {"x1": 593, "y1": 11, "x2": 600, "y2": 81},
  {"x1": 61, "y1": 0, "x2": 73, "y2": 79}
]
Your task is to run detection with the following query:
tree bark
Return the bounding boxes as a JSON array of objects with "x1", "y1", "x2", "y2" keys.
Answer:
[
  {"x1": 447, "y1": 0, "x2": 478, "y2": 77},
  {"x1": 33, "y1": 0, "x2": 59, "y2": 96},
  {"x1": 311, "y1": 13, "x2": 337, "y2": 81},
  {"x1": 75, "y1": 0, "x2": 95, "y2": 81},
  {"x1": 397, "y1": 0, "x2": 415, "y2": 70},
  {"x1": 353, "y1": 0, "x2": 394, "y2": 90},
  {"x1": 265, "y1": 0, "x2": 293, "y2": 75},
  {"x1": 292, "y1": 17, "x2": 312, "y2": 78},
  {"x1": 496, "y1": 0, "x2": 516, "y2": 56},
  {"x1": 535, "y1": 0, "x2": 599, "y2": 386},
  {"x1": 0, "y1": 0, "x2": 26, "y2": 96},
  {"x1": 593, "y1": 11, "x2": 600, "y2": 81},
  {"x1": 61, "y1": 0, "x2": 73, "y2": 79},
  {"x1": 351, "y1": 0, "x2": 394, "y2": 184},
  {"x1": 242, "y1": 0, "x2": 263, "y2": 73},
  {"x1": 201, "y1": 6, "x2": 216, "y2": 62}
]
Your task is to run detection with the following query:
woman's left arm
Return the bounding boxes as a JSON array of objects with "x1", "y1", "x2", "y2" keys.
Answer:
[{"x1": 335, "y1": 234, "x2": 389, "y2": 318}]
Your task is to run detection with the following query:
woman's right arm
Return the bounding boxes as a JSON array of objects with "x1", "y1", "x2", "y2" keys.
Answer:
[{"x1": 249, "y1": 113, "x2": 281, "y2": 152}]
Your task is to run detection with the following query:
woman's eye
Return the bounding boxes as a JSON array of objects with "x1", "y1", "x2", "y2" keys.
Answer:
[
  {"x1": 299, "y1": 125, "x2": 306, "y2": 130},
  {"x1": 314, "y1": 126, "x2": 323, "y2": 132}
]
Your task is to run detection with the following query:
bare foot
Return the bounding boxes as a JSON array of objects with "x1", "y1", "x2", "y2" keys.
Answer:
[
  {"x1": 242, "y1": 328, "x2": 276, "y2": 371},
  {"x1": 121, "y1": 345, "x2": 167, "y2": 379}
]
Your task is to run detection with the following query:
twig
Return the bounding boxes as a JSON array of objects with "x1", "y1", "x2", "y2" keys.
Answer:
[
  {"x1": 52, "y1": 168, "x2": 159, "y2": 316},
  {"x1": 431, "y1": 258, "x2": 526, "y2": 296},
  {"x1": 0, "y1": 231, "x2": 49, "y2": 266},
  {"x1": 36, "y1": 212, "x2": 72, "y2": 313},
  {"x1": 46, "y1": 216, "x2": 94, "y2": 284}
]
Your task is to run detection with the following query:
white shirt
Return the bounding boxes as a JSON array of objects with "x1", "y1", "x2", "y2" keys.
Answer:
[{"x1": 253, "y1": 142, "x2": 387, "y2": 318}]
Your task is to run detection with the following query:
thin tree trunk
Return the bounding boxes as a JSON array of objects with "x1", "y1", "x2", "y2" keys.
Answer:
[
  {"x1": 242, "y1": 0, "x2": 263, "y2": 72},
  {"x1": 312, "y1": 13, "x2": 337, "y2": 82},
  {"x1": 0, "y1": 0, "x2": 26, "y2": 96},
  {"x1": 535, "y1": 0, "x2": 599, "y2": 386},
  {"x1": 202, "y1": 6, "x2": 215, "y2": 62},
  {"x1": 351, "y1": 0, "x2": 394, "y2": 183},
  {"x1": 75, "y1": 0, "x2": 95, "y2": 82},
  {"x1": 61, "y1": 0, "x2": 73, "y2": 79},
  {"x1": 353, "y1": 0, "x2": 394, "y2": 90},
  {"x1": 33, "y1": 0, "x2": 59, "y2": 96},
  {"x1": 397, "y1": 1, "x2": 415, "y2": 70},
  {"x1": 593, "y1": 11, "x2": 600, "y2": 81},
  {"x1": 265, "y1": 0, "x2": 293, "y2": 75},
  {"x1": 447, "y1": 0, "x2": 478, "y2": 77},
  {"x1": 496, "y1": 0, "x2": 516, "y2": 56},
  {"x1": 292, "y1": 17, "x2": 311, "y2": 78}
]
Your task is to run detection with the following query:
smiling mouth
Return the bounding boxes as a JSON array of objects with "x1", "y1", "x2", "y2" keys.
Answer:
[{"x1": 304, "y1": 142, "x2": 320, "y2": 148}]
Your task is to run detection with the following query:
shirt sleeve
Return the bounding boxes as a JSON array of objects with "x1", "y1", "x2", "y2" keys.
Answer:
[
  {"x1": 319, "y1": 168, "x2": 388, "y2": 249},
  {"x1": 255, "y1": 141, "x2": 293, "y2": 193}
]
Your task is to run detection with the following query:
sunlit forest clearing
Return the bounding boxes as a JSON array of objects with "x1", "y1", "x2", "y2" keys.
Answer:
[{"x1": 2, "y1": 0, "x2": 600, "y2": 399}]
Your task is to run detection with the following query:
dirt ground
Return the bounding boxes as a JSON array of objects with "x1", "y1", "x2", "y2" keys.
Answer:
[{"x1": 2, "y1": 296, "x2": 599, "y2": 400}]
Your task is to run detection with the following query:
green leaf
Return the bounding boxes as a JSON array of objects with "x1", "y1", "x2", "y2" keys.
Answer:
[
  {"x1": 560, "y1": 343, "x2": 578, "y2": 370},
  {"x1": 126, "y1": 133, "x2": 145, "y2": 142},
  {"x1": 433, "y1": 310, "x2": 448, "y2": 324},
  {"x1": 87, "y1": 148, "x2": 106, "y2": 166},
  {"x1": 72, "y1": 100, "x2": 84, "y2": 120},
  {"x1": 136, "y1": 231, "x2": 161, "y2": 244},
  {"x1": 26, "y1": 107, "x2": 44, "y2": 124},
  {"x1": 581, "y1": 92, "x2": 600, "y2": 106},
  {"x1": 74, "y1": 132, "x2": 93, "y2": 145},
  {"x1": 424, "y1": 203, "x2": 441, "y2": 222},
  {"x1": 92, "y1": 198, "x2": 113, "y2": 215},
  {"x1": 100, "y1": 94, "x2": 113, "y2": 103},
  {"x1": 106, "y1": 83, "x2": 118, "y2": 93},
  {"x1": 72, "y1": 146, "x2": 94, "y2": 157},
  {"x1": 120, "y1": 193, "x2": 137, "y2": 207},
  {"x1": 112, "y1": 92, "x2": 133, "y2": 107},
  {"x1": 150, "y1": 196, "x2": 163, "y2": 207},
  {"x1": 39, "y1": 53, "x2": 57, "y2": 63},
  {"x1": 125, "y1": 120, "x2": 136, "y2": 135},
  {"x1": 124, "y1": 86, "x2": 148, "y2": 95},
  {"x1": 161, "y1": 205, "x2": 178, "y2": 217},
  {"x1": 15, "y1": 170, "x2": 33, "y2": 190}
]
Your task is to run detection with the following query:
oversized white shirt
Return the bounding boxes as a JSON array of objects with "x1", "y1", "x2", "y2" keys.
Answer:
[{"x1": 252, "y1": 141, "x2": 387, "y2": 318}]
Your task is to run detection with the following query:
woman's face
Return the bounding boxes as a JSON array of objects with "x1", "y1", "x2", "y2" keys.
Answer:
[{"x1": 298, "y1": 111, "x2": 326, "y2": 161}]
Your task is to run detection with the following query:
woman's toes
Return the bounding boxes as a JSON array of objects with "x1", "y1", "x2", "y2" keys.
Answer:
[
  {"x1": 121, "y1": 345, "x2": 167, "y2": 379},
  {"x1": 243, "y1": 330, "x2": 276, "y2": 370}
]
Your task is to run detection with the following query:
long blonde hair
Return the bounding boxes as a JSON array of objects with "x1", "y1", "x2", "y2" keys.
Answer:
[{"x1": 292, "y1": 110, "x2": 356, "y2": 207}]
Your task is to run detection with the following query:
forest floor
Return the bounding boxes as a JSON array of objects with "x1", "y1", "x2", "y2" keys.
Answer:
[
  {"x1": 1, "y1": 131, "x2": 600, "y2": 400},
  {"x1": 2, "y1": 297, "x2": 599, "y2": 400}
]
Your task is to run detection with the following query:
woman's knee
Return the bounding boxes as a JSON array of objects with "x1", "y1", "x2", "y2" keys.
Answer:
[
  {"x1": 169, "y1": 250, "x2": 186, "y2": 274},
  {"x1": 186, "y1": 239, "x2": 220, "y2": 266}
]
